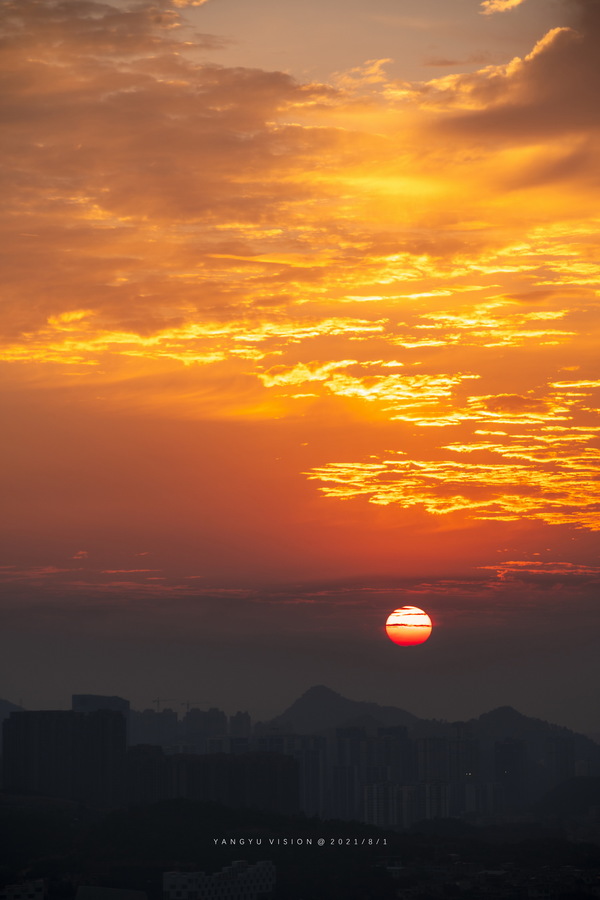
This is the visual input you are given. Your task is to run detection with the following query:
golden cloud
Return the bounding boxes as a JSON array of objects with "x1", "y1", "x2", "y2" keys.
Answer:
[
  {"x1": 1, "y1": 0, "x2": 599, "y2": 541},
  {"x1": 480, "y1": 0, "x2": 528, "y2": 14}
]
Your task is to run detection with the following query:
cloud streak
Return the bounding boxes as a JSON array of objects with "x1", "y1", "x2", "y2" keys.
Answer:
[{"x1": 480, "y1": 0, "x2": 528, "y2": 15}]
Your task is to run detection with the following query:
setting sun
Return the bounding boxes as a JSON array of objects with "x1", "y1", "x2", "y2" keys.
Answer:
[{"x1": 385, "y1": 607, "x2": 433, "y2": 646}]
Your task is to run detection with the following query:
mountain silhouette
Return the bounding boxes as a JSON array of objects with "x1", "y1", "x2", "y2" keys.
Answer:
[
  {"x1": 468, "y1": 705, "x2": 600, "y2": 766},
  {"x1": 267, "y1": 688, "x2": 600, "y2": 772},
  {"x1": 268, "y1": 685, "x2": 419, "y2": 734}
]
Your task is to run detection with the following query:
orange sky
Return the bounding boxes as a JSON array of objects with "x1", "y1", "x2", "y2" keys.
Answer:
[{"x1": 1, "y1": 0, "x2": 599, "y2": 726}]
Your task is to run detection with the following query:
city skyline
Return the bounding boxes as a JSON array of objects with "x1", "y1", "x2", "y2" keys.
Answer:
[
  {"x1": 2, "y1": 678, "x2": 599, "y2": 739},
  {"x1": 5, "y1": 687, "x2": 600, "y2": 827},
  {"x1": 1, "y1": 0, "x2": 599, "y2": 732}
]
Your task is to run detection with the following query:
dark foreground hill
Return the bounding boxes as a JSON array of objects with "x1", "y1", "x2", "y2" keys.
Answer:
[{"x1": 3, "y1": 796, "x2": 600, "y2": 900}]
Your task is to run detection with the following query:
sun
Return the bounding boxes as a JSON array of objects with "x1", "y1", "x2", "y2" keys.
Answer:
[{"x1": 385, "y1": 606, "x2": 432, "y2": 646}]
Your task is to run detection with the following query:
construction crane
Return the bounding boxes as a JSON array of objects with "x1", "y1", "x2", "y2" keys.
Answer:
[{"x1": 152, "y1": 697, "x2": 177, "y2": 711}]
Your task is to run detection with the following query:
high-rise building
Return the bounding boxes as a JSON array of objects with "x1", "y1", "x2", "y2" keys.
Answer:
[
  {"x1": 418, "y1": 782, "x2": 449, "y2": 821},
  {"x1": 416, "y1": 737, "x2": 450, "y2": 783},
  {"x1": 364, "y1": 783, "x2": 401, "y2": 829},
  {"x1": 241, "y1": 752, "x2": 299, "y2": 815},
  {"x1": 180, "y1": 707, "x2": 227, "y2": 753},
  {"x1": 72, "y1": 695, "x2": 130, "y2": 715},
  {"x1": 2, "y1": 709, "x2": 126, "y2": 807},
  {"x1": 375, "y1": 727, "x2": 414, "y2": 781},
  {"x1": 328, "y1": 727, "x2": 368, "y2": 820},
  {"x1": 255, "y1": 733, "x2": 326, "y2": 817},
  {"x1": 125, "y1": 744, "x2": 170, "y2": 806},
  {"x1": 494, "y1": 738, "x2": 527, "y2": 810},
  {"x1": 129, "y1": 708, "x2": 178, "y2": 748},
  {"x1": 449, "y1": 738, "x2": 480, "y2": 783},
  {"x1": 168, "y1": 751, "x2": 298, "y2": 814},
  {"x1": 72, "y1": 695, "x2": 131, "y2": 746},
  {"x1": 543, "y1": 736, "x2": 575, "y2": 786},
  {"x1": 229, "y1": 711, "x2": 252, "y2": 737}
]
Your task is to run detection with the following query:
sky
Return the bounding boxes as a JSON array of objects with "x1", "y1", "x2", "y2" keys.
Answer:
[{"x1": 1, "y1": 0, "x2": 599, "y2": 731}]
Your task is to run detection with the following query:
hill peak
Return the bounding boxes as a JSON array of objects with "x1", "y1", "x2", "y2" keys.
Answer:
[
  {"x1": 270, "y1": 685, "x2": 418, "y2": 734},
  {"x1": 299, "y1": 685, "x2": 344, "y2": 700}
]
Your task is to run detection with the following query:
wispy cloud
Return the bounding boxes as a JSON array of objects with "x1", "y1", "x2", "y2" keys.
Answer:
[{"x1": 480, "y1": 0, "x2": 528, "y2": 15}]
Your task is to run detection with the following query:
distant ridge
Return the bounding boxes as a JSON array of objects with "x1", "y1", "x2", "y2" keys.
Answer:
[
  {"x1": 469, "y1": 705, "x2": 600, "y2": 767},
  {"x1": 267, "y1": 687, "x2": 600, "y2": 766},
  {"x1": 473, "y1": 704, "x2": 570, "y2": 740},
  {"x1": 268, "y1": 684, "x2": 419, "y2": 734}
]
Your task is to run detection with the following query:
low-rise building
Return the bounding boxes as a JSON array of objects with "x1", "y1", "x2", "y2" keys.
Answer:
[{"x1": 163, "y1": 861, "x2": 275, "y2": 900}]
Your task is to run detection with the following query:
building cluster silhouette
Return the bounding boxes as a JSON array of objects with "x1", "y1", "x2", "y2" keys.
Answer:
[
  {"x1": 2, "y1": 694, "x2": 598, "y2": 828},
  {"x1": 1, "y1": 868, "x2": 278, "y2": 900},
  {"x1": 164, "y1": 862, "x2": 276, "y2": 900},
  {"x1": 0, "y1": 880, "x2": 45, "y2": 900}
]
